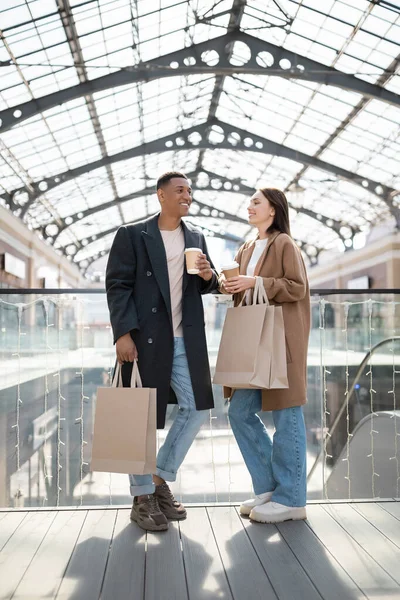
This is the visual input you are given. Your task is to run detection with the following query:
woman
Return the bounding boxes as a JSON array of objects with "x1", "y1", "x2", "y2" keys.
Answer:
[{"x1": 221, "y1": 188, "x2": 310, "y2": 524}]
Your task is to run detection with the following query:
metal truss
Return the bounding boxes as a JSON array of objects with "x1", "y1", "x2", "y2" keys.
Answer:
[
  {"x1": 4, "y1": 119, "x2": 397, "y2": 226},
  {"x1": 70, "y1": 215, "x2": 245, "y2": 274},
  {"x1": 38, "y1": 169, "x2": 353, "y2": 247},
  {"x1": 1, "y1": 30, "x2": 399, "y2": 135},
  {"x1": 71, "y1": 214, "x2": 322, "y2": 275},
  {"x1": 284, "y1": 50, "x2": 400, "y2": 209},
  {"x1": 57, "y1": 0, "x2": 124, "y2": 226},
  {"x1": 62, "y1": 208, "x2": 244, "y2": 264}
]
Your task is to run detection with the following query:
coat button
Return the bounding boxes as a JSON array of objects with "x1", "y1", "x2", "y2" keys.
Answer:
[
  {"x1": 148, "y1": 338, "x2": 153, "y2": 344},
  {"x1": 152, "y1": 307, "x2": 157, "y2": 313},
  {"x1": 147, "y1": 271, "x2": 152, "y2": 277}
]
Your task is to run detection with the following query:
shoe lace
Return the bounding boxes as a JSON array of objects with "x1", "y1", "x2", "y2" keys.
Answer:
[
  {"x1": 144, "y1": 494, "x2": 161, "y2": 513},
  {"x1": 159, "y1": 483, "x2": 176, "y2": 502}
]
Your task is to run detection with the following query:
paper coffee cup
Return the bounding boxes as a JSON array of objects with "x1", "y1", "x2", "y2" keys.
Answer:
[
  {"x1": 221, "y1": 261, "x2": 239, "y2": 278},
  {"x1": 184, "y1": 247, "x2": 202, "y2": 274}
]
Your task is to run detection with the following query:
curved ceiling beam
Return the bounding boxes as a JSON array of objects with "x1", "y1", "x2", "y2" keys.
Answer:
[
  {"x1": 68, "y1": 217, "x2": 245, "y2": 269},
  {"x1": 79, "y1": 224, "x2": 321, "y2": 274},
  {"x1": 62, "y1": 208, "x2": 322, "y2": 271},
  {"x1": 77, "y1": 228, "x2": 321, "y2": 275},
  {"x1": 63, "y1": 212, "x2": 245, "y2": 262},
  {"x1": 39, "y1": 168, "x2": 351, "y2": 246},
  {"x1": 5, "y1": 120, "x2": 397, "y2": 225},
  {"x1": 1, "y1": 31, "x2": 399, "y2": 135}
]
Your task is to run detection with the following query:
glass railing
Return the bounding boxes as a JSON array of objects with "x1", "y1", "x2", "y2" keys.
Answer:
[{"x1": 0, "y1": 289, "x2": 399, "y2": 507}]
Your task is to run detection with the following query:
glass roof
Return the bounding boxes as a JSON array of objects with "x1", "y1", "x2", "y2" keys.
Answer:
[{"x1": 0, "y1": 0, "x2": 399, "y2": 275}]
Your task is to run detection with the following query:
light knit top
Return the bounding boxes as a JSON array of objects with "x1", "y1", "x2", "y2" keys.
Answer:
[
  {"x1": 246, "y1": 238, "x2": 268, "y2": 276},
  {"x1": 160, "y1": 226, "x2": 185, "y2": 337}
]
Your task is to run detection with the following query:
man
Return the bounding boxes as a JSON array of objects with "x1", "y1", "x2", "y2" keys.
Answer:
[{"x1": 106, "y1": 171, "x2": 218, "y2": 531}]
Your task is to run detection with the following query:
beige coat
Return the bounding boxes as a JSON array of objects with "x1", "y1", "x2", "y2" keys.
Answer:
[{"x1": 222, "y1": 231, "x2": 310, "y2": 411}]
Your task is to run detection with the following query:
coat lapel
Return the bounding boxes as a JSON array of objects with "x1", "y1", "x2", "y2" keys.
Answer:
[
  {"x1": 141, "y1": 214, "x2": 172, "y2": 324},
  {"x1": 253, "y1": 231, "x2": 281, "y2": 276},
  {"x1": 182, "y1": 220, "x2": 201, "y2": 293}
]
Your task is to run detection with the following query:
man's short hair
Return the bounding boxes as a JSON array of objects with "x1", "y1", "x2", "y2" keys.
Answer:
[{"x1": 156, "y1": 171, "x2": 188, "y2": 190}]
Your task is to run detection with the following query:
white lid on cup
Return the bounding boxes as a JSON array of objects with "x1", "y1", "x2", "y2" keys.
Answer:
[
  {"x1": 221, "y1": 261, "x2": 239, "y2": 270},
  {"x1": 184, "y1": 247, "x2": 202, "y2": 253}
]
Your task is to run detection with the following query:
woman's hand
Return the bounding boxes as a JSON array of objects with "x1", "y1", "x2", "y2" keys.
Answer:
[{"x1": 223, "y1": 275, "x2": 256, "y2": 294}]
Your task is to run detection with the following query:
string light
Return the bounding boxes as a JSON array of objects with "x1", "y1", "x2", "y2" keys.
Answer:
[
  {"x1": 75, "y1": 304, "x2": 90, "y2": 506},
  {"x1": 227, "y1": 413, "x2": 233, "y2": 503},
  {"x1": 11, "y1": 304, "x2": 24, "y2": 503},
  {"x1": 388, "y1": 301, "x2": 400, "y2": 497},
  {"x1": 342, "y1": 302, "x2": 352, "y2": 499},
  {"x1": 367, "y1": 299, "x2": 379, "y2": 498},
  {"x1": 55, "y1": 298, "x2": 66, "y2": 506},
  {"x1": 209, "y1": 409, "x2": 218, "y2": 502},
  {"x1": 319, "y1": 297, "x2": 332, "y2": 499},
  {"x1": 42, "y1": 298, "x2": 55, "y2": 505}
]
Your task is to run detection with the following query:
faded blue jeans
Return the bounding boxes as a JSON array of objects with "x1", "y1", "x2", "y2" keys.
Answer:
[
  {"x1": 129, "y1": 337, "x2": 208, "y2": 496},
  {"x1": 228, "y1": 388, "x2": 307, "y2": 507}
]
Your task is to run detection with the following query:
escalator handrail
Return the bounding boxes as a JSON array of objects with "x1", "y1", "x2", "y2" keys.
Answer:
[{"x1": 307, "y1": 336, "x2": 400, "y2": 482}]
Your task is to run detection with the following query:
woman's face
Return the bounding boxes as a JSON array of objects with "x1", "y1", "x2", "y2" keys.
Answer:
[{"x1": 247, "y1": 190, "x2": 275, "y2": 226}]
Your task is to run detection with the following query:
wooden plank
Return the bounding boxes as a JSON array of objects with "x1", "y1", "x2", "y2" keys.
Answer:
[
  {"x1": 179, "y1": 507, "x2": 233, "y2": 600},
  {"x1": 0, "y1": 506, "x2": 124, "y2": 513},
  {"x1": 379, "y1": 502, "x2": 400, "y2": 521},
  {"x1": 55, "y1": 509, "x2": 117, "y2": 600},
  {"x1": 207, "y1": 506, "x2": 278, "y2": 600},
  {"x1": 323, "y1": 504, "x2": 400, "y2": 586},
  {"x1": 239, "y1": 509, "x2": 322, "y2": 600},
  {"x1": 0, "y1": 511, "x2": 56, "y2": 600},
  {"x1": 145, "y1": 520, "x2": 188, "y2": 600},
  {"x1": 101, "y1": 510, "x2": 146, "y2": 600},
  {"x1": 307, "y1": 505, "x2": 399, "y2": 599},
  {"x1": 277, "y1": 519, "x2": 365, "y2": 600},
  {"x1": 0, "y1": 512, "x2": 27, "y2": 551},
  {"x1": 12, "y1": 510, "x2": 87, "y2": 600},
  {"x1": 353, "y1": 503, "x2": 400, "y2": 549}
]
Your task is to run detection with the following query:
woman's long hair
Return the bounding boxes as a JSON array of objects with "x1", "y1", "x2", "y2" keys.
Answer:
[{"x1": 259, "y1": 188, "x2": 291, "y2": 237}]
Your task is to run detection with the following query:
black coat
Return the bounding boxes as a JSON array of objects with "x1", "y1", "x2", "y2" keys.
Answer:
[{"x1": 105, "y1": 213, "x2": 218, "y2": 428}]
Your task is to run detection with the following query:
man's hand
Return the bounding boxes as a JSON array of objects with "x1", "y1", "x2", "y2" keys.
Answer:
[
  {"x1": 196, "y1": 253, "x2": 213, "y2": 281},
  {"x1": 223, "y1": 275, "x2": 256, "y2": 294},
  {"x1": 116, "y1": 332, "x2": 138, "y2": 365}
]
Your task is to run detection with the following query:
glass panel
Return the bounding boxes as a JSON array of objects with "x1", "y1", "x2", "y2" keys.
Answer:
[{"x1": 1, "y1": 289, "x2": 398, "y2": 507}]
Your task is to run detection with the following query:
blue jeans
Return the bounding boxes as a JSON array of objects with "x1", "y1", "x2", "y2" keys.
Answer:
[
  {"x1": 228, "y1": 389, "x2": 307, "y2": 507},
  {"x1": 129, "y1": 337, "x2": 208, "y2": 496}
]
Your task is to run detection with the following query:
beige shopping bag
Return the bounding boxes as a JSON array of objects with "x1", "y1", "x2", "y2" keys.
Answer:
[
  {"x1": 213, "y1": 277, "x2": 288, "y2": 389},
  {"x1": 91, "y1": 361, "x2": 157, "y2": 474}
]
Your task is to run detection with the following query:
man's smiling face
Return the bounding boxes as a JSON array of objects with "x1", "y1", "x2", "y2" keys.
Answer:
[{"x1": 157, "y1": 177, "x2": 192, "y2": 218}]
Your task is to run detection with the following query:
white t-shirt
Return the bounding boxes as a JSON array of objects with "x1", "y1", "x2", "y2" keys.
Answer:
[
  {"x1": 246, "y1": 238, "x2": 268, "y2": 277},
  {"x1": 160, "y1": 226, "x2": 185, "y2": 337}
]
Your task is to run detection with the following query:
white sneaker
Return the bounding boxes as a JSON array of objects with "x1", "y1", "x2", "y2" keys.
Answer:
[
  {"x1": 250, "y1": 501, "x2": 307, "y2": 524},
  {"x1": 239, "y1": 491, "x2": 274, "y2": 516}
]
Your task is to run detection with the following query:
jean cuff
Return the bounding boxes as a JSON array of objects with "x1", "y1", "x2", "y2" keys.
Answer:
[
  {"x1": 271, "y1": 493, "x2": 306, "y2": 508},
  {"x1": 253, "y1": 487, "x2": 275, "y2": 496},
  {"x1": 129, "y1": 482, "x2": 155, "y2": 497},
  {"x1": 156, "y1": 466, "x2": 177, "y2": 482}
]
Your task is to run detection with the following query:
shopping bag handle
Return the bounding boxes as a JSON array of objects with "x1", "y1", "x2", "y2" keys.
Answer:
[
  {"x1": 111, "y1": 360, "x2": 143, "y2": 389},
  {"x1": 255, "y1": 276, "x2": 269, "y2": 305},
  {"x1": 238, "y1": 276, "x2": 269, "y2": 307}
]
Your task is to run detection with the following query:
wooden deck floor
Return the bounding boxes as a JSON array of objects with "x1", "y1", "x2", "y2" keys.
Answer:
[{"x1": 0, "y1": 502, "x2": 400, "y2": 600}]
